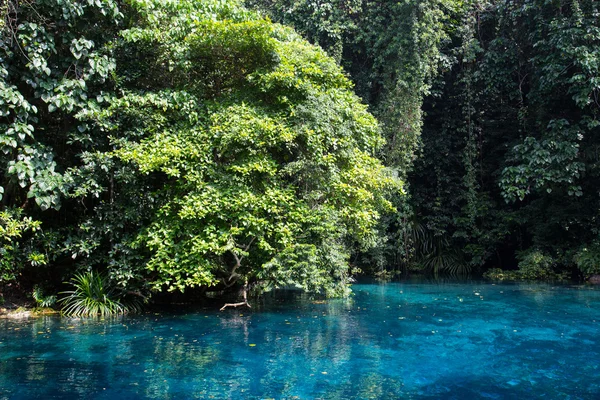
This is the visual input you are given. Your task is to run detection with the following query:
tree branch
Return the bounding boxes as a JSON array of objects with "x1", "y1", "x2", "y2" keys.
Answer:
[
  {"x1": 226, "y1": 236, "x2": 256, "y2": 283},
  {"x1": 219, "y1": 281, "x2": 250, "y2": 311}
]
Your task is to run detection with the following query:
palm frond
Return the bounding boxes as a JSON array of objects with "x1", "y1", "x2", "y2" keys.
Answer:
[{"x1": 59, "y1": 271, "x2": 132, "y2": 317}]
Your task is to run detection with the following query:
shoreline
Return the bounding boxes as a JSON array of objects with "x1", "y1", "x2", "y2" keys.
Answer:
[{"x1": 0, "y1": 305, "x2": 59, "y2": 319}]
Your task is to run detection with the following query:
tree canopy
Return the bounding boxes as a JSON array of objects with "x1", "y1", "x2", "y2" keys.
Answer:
[
  {"x1": 0, "y1": 0, "x2": 398, "y2": 303},
  {"x1": 252, "y1": 0, "x2": 600, "y2": 280},
  {"x1": 2, "y1": 0, "x2": 599, "y2": 311}
]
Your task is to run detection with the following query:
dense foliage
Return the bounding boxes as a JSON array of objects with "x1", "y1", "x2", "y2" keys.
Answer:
[
  {"x1": 2, "y1": 0, "x2": 599, "y2": 311},
  {"x1": 1, "y1": 0, "x2": 124, "y2": 299},
  {"x1": 246, "y1": 0, "x2": 466, "y2": 274},
  {"x1": 411, "y1": 0, "x2": 600, "y2": 278},
  {"x1": 247, "y1": 0, "x2": 458, "y2": 172},
  {"x1": 0, "y1": 0, "x2": 397, "y2": 308},
  {"x1": 253, "y1": 0, "x2": 600, "y2": 280}
]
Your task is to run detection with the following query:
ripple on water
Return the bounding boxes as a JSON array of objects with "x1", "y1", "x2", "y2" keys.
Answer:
[{"x1": 0, "y1": 282, "x2": 599, "y2": 399}]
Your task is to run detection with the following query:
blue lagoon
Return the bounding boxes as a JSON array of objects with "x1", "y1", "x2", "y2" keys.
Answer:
[{"x1": 1, "y1": 282, "x2": 599, "y2": 399}]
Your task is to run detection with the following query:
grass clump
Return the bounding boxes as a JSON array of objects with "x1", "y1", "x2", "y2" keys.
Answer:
[{"x1": 60, "y1": 271, "x2": 139, "y2": 317}]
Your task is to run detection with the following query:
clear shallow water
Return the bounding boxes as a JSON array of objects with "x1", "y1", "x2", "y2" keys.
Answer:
[{"x1": 1, "y1": 282, "x2": 599, "y2": 399}]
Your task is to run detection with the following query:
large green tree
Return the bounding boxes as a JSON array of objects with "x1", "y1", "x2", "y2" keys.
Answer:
[
  {"x1": 108, "y1": 0, "x2": 398, "y2": 297},
  {"x1": 1, "y1": 0, "x2": 398, "y2": 302}
]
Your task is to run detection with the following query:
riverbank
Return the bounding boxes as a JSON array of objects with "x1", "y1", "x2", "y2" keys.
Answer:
[
  {"x1": 0, "y1": 306, "x2": 60, "y2": 319},
  {"x1": 0, "y1": 292, "x2": 59, "y2": 319}
]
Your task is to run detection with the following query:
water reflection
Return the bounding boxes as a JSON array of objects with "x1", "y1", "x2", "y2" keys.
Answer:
[{"x1": 1, "y1": 282, "x2": 599, "y2": 399}]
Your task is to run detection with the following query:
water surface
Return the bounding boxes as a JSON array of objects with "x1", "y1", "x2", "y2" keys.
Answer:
[{"x1": 1, "y1": 282, "x2": 599, "y2": 399}]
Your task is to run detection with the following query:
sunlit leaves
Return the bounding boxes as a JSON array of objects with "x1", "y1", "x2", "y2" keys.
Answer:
[
  {"x1": 0, "y1": 209, "x2": 42, "y2": 283},
  {"x1": 106, "y1": 0, "x2": 399, "y2": 294}
]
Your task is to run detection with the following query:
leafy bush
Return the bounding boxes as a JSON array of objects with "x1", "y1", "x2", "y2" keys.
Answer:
[
  {"x1": 516, "y1": 250, "x2": 559, "y2": 280},
  {"x1": 0, "y1": 209, "x2": 42, "y2": 284},
  {"x1": 374, "y1": 269, "x2": 401, "y2": 282},
  {"x1": 32, "y1": 286, "x2": 57, "y2": 308},
  {"x1": 574, "y1": 244, "x2": 600, "y2": 276},
  {"x1": 484, "y1": 250, "x2": 568, "y2": 281},
  {"x1": 483, "y1": 268, "x2": 518, "y2": 281},
  {"x1": 60, "y1": 271, "x2": 140, "y2": 316}
]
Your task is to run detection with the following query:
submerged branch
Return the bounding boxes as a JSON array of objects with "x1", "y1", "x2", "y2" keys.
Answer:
[
  {"x1": 219, "y1": 301, "x2": 250, "y2": 311},
  {"x1": 219, "y1": 280, "x2": 250, "y2": 311}
]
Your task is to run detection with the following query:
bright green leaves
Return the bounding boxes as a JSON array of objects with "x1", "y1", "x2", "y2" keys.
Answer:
[
  {"x1": 143, "y1": 185, "x2": 310, "y2": 292},
  {"x1": 127, "y1": 0, "x2": 255, "y2": 28},
  {"x1": 18, "y1": 22, "x2": 55, "y2": 77},
  {"x1": 1, "y1": 0, "x2": 123, "y2": 215},
  {"x1": 257, "y1": 242, "x2": 350, "y2": 296},
  {"x1": 251, "y1": 29, "x2": 351, "y2": 105},
  {"x1": 186, "y1": 19, "x2": 277, "y2": 95},
  {"x1": 210, "y1": 104, "x2": 296, "y2": 157},
  {"x1": 501, "y1": 120, "x2": 586, "y2": 202},
  {"x1": 0, "y1": 208, "x2": 42, "y2": 283},
  {"x1": 6, "y1": 146, "x2": 67, "y2": 210},
  {"x1": 119, "y1": 12, "x2": 276, "y2": 95},
  {"x1": 108, "y1": 0, "x2": 399, "y2": 294},
  {"x1": 70, "y1": 38, "x2": 94, "y2": 60}
]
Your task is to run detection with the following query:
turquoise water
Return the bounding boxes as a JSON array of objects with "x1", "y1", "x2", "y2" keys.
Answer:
[{"x1": 1, "y1": 282, "x2": 599, "y2": 399}]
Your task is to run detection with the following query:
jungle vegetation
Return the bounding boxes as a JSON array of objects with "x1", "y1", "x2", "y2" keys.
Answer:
[
  {"x1": 250, "y1": 0, "x2": 600, "y2": 280},
  {"x1": 1, "y1": 0, "x2": 599, "y2": 312}
]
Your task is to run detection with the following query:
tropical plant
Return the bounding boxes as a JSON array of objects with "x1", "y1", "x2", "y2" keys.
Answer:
[
  {"x1": 92, "y1": 0, "x2": 400, "y2": 299},
  {"x1": 0, "y1": 209, "x2": 42, "y2": 284},
  {"x1": 574, "y1": 243, "x2": 600, "y2": 277},
  {"x1": 484, "y1": 250, "x2": 568, "y2": 281},
  {"x1": 59, "y1": 271, "x2": 135, "y2": 316},
  {"x1": 514, "y1": 250, "x2": 561, "y2": 281},
  {"x1": 32, "y1": 285, "x2": 57, "y2": 308}
]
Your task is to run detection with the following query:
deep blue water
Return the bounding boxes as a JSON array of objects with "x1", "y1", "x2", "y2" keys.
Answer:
[{"x1": 1, "y1": 282, "x2": 599, "y2": 399}]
